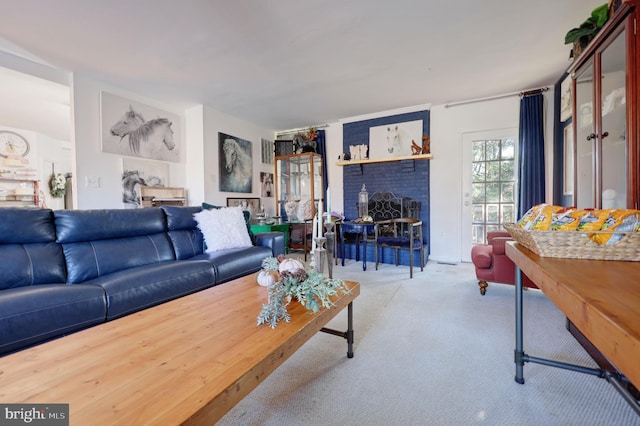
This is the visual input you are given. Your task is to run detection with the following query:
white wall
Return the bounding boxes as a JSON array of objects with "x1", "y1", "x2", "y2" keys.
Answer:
[
  {"x1": 429, "y1": 92, "x2": 555, "y2": 263},
  {"x1": 202, "y1": 106, "x2": 277, "y2": 215}
]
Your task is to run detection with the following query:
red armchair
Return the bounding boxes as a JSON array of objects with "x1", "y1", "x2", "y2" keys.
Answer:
[{"x1": 471, "y1": 231, "x2": 537, "y2": 295}]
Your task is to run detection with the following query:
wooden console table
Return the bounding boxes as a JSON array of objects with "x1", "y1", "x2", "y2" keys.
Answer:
[
  {"x1": 506, "y1": 241, "x2": 640, "y2": 415},
  {"x1": 0, "y1": 274, "x2": 360, "y2": 425}
]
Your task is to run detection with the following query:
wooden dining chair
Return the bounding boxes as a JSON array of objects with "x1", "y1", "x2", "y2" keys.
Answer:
[{"x1": 374, "y1": 218, "x2": 424, "y2": 278}]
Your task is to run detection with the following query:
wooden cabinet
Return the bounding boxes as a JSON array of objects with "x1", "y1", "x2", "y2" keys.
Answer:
[
  {"x1": 139, "y1": 186, "x2": 186, "y2": 207},
  {"x1": 0, "y1": 177, "x2": 39, "y2": 206},
  {"x1": 568, "y1": 1, "x2": 639, "y2": 209}
]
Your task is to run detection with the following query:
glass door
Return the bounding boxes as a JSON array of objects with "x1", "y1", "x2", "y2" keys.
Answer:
[
  {"x1": 599, "y1": 28, "x2": 627, "y2": 209},
  {"x1": 574, "y1": 63, "x2": 595, "y2": 208}
]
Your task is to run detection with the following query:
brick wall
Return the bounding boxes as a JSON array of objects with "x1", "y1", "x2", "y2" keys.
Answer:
[{"x1": 341, "y1": 110, "x2": 430, "y2": 264}]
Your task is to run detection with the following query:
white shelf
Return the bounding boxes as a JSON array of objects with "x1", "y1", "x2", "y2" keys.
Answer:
[{"x1": 336, "y1": 153, "x2": 432, "y2": 166}]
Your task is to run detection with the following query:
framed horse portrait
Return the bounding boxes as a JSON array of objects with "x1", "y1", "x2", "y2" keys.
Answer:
[
  {"x1": 101, "y1": 92, "x2": 181, "y2": 163},
  {"x1": 121, "y1": 158, "x2": 169, "y2": 208},
  {"x1": 368, "y1": 119, "x2": 423, "y2": 160},
  {"x1": 219, "y1": 132, "x2": 253, "y2": 193}
]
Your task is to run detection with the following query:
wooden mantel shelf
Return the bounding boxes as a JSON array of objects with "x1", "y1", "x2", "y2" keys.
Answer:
[{"x1": 336, "y1": 153, "x2": 432, "y2": 166}]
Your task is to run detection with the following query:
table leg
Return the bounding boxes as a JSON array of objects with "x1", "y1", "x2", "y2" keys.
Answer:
[
  {"x1": 362, "y1": 233, "x2": 367, "y2": 271},
  {"x1": 515, "y1": 265, "x2": 525, "y2": 384},
  {"x1": 347, "y1": 301, "x2": 354, "y2": 358}
]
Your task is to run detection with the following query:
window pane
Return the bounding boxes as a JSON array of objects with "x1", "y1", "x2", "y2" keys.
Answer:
[
  {"x1": 501, "y1": 182, "x2": 514, "y2": 202},
  {"x1": 472, "y1": 141, "x2": 485, "y2": 162},
  {"x1": 501, "y1": 160, "x2": 515, "y2": 181},
  {"x1": 471, "y1": 204, "x2": 484, "y2": 223},
  {"x1": 472, "y1": 162, "x2": 485, "y2": 182},
  {"x1": 486, "y1": 140, "x2": 500, "y2": 161},
  {"x1": 486, "y1": 183, "x2": 500, "y2": 202},
  {"x1": 501, "y1": 204, "x2": 515, "y2": 223},
  {"x1": 502, "y1": 138, "x2": 515, "y2": 159},
  {"x1": 472, "y1": 183, "x2": 485, "y2": 203},
  {"x1": 472, "y1": 224, "x2": 485, "y2": 244},
  {"x1": 486, "y1": 204, "x2": 499, "y2": 223},
  {"x1": 486, "y1": 161, "x2": 500, "y2": 182}
]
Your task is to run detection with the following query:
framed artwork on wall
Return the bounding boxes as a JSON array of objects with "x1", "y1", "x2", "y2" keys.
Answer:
[
  {"x1": 121, "y1": 157, "x2": 169, "y2": 208},
  {"x1": 219, "y1": 132, "x2": 253, "y2": 193},
  {"x1": 260, "y1": 172, "x2": 274, "y2": 197},
  {"x1": 369, "y1": 120, "x2": 423, "y2": 159},
  {"x1": 101, "y1": 92, "x2": 181, "y2": 163},
  {"x1": 560, "y1": 76, "x2": 572, "y2": 122},
  {"x1": 227, "y1": 197, "x2": 260, "y2": 218},
  {"x1": 261, "y1": 138, "x2": 274, "y2": 164},
  {"x1": 274, "y1": 140, "x2": 294, "y2": 157}
]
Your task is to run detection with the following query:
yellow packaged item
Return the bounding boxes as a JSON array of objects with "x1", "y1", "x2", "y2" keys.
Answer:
[
  {"x1": 530, "y1": 204, "x2": 563, "y2": 231},
  {"x1": 576, "y1": 209, "x2": 611, "y2": 232},
  {"x1": 589, "y1": 209, "x2": 640, "y2": 245},
  {"x1": 518, "y1": 204, "x2": 546, "y2": 230}
]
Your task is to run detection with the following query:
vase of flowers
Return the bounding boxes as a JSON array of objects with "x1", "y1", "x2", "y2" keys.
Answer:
[
  {"x1": 49, "y1": 173, "x2": 66, "y2": 198},
  {"x1": 256, "y1": 255, "x2": 351, "y2": 328}
]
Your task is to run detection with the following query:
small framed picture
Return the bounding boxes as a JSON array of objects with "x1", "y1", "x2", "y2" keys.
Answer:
[
  {"x1": 563, "y1": 124, "x2": 574, "y2": 195},
  {"x1": 274, "y1": 140, "x2": 294, "y2": 157},
  {"x1": 560, "y1": 75, "x2": 572, "y2": 122},
  {"x1": 227, "y1": 197, "x2": 261, "y2": 217}
]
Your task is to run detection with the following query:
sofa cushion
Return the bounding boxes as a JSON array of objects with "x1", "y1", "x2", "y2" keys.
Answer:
[
  {"x1": 55, "y1": 209, "x2": 177, "y2": 283},
  {"x1": 191, "y1": 245, "x2": 272, "y2": 284},
  {"x1": 202, "y1": 202, "x2": 254, "y2": 242},
  {"x1": 86, "y1": 260, "x2": 215, "y2": 320},
  {"x1": 0, "y1": 208, "x2": 57, "y2": 243},
  {"x1": 0, "y1": 284, "x2": 106, "y2": 356},
  {"x1": 162, "y1": 206, "x2": 205, "y2": 260},
  {"x1": 0, "y1": 208, "x2": 66, "y2": 289},
  {"x1": 0, "y1": 243, "x2": 67, "y2": 289},
  {"x1": 194, "y1": 207, "x2": 253, "y2": 252}
]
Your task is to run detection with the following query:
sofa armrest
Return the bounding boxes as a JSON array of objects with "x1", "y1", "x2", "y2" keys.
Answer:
[{"x1": 254, "y1": 232, "x2": 285, "y2": 257}]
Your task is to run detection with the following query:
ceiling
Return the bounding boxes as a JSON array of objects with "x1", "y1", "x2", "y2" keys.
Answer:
[{"x1": 0, "y1": 0, "x2": 604, "y2": 133}]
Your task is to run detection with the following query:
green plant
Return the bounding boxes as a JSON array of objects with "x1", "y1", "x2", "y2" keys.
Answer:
[
  {"x1": 564, "y1": 3, "x2": 609, "y2": 45},
  {"x1": 256, "y1": 256, "x2": 351, "y2": 328}
]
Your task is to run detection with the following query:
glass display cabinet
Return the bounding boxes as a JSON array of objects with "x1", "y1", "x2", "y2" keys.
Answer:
[
  {"x1": 570, "y1": 2, "x2": 638, "y2": 209},
  {"x1": 275, "y1": 152, "x2": 324, "y2": 252}
]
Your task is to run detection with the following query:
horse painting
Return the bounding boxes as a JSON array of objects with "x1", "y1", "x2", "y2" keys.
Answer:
[
  {"x1": 122, "y1": 170, "x2": 146, "y2": 208},
  {"x1": 219, "y1": 136, "x2": 252, "y2": 193},
  {"x1": 108, "y1": 105, "x2": 178, "y2": 162},
  {"x1": 128, "y1": 118, "x2": 175, "y2": 161}
]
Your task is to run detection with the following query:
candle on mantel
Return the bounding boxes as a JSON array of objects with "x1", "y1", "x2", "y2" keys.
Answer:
[
  {"x1": 326, "y1": 187, "x2": 331, "y2": 222},
  {"x1": 317, "y1": 198, "x2": 323, "y2": 237}
]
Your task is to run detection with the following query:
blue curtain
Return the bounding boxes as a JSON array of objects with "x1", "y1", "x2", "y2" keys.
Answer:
[
  {"x1": 518, "y1": 93, "x2": 545, "y2": 219},
  {"x1": 315, "y1": 130, "x2": 328, "y2": 203}
]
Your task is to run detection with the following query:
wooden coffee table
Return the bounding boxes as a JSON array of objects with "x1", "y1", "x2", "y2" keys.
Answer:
[{"x1": 0, "y1": 274, "x2": 360, "y2": 425}]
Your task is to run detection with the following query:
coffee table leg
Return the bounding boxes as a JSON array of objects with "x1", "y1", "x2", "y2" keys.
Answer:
[
  {"x1": 347, "y1": 302, "x2": 354, "y2": 358},
  {"x1": 320, "y1": 301, "x2": 355, "y2": 358}
]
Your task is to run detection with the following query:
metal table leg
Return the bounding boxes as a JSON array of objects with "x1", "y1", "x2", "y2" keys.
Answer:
[{"x1": 515, "y1": 265, "x2": 525, "y2": 384}]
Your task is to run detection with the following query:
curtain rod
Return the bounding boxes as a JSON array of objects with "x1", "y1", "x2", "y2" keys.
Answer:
[
  {"x1": 443, "y1": 86, "x2": 548, "y2": 108},
  {"x1": 276, "y1": 124, "x2": 329, "y2": 136}
]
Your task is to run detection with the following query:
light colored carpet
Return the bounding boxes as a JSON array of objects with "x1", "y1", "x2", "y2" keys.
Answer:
[{"x1": 217, "y1": 258, "x2": 640, "y2": 425}]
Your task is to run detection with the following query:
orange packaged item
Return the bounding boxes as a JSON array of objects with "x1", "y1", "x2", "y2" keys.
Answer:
[
  {"x1": 576, "y1": 209, "x2": 611, "y2": 232},
  {"x1": 530, "y1": 204, "x2": 564, "y2": 231},
  {"x1": 550, "y1": 207, "x2": 581, "y2": 231},
  {"x1": 589, "y1": 209, "x2": 640, "y2": 245}
]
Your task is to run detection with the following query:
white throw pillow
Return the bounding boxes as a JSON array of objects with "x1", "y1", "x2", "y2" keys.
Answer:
[{"x1": 193, "y1": 206, "x2": 252, "y2": 252}]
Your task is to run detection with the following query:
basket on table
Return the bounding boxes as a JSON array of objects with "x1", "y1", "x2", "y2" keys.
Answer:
[{"x1": 503, "y1": 222, "x2": 640, "y2": 261}]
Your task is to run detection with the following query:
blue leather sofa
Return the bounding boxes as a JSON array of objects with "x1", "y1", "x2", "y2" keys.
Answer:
[{"x1": 0, "y1": 206, "x2": 284, "y2": 356}]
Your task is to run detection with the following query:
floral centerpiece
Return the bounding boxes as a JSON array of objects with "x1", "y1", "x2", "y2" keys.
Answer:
[
  {"x1": 49, "y1": 173, "x2": 66, "y2": 198},
  {"x1": 256, "y1": 255, "x2": 351, "y2": 328}
]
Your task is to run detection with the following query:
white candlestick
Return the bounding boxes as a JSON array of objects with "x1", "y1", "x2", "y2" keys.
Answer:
[
  {"x1": 311, "y1": 215, "x2": 317, "y2": 252},
  {"x1": 326, "y1": 187, "x2": 331, "y2": 221},
  {"x1": 317, "y1": 198, "x2": 323, "y2": 235}
]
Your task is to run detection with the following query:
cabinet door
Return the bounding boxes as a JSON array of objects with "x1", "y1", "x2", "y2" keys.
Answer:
[
  {"x1": 575, "y1": 64, "x2": 595, "y2": 209},
  {"x1": 599, "y1": 28, "x2": 627, "y2": 209}
]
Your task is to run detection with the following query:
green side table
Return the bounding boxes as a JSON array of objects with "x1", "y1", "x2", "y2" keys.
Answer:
[{"x1": 250, "y1": 222, "x2": 290, "y2": 253}]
